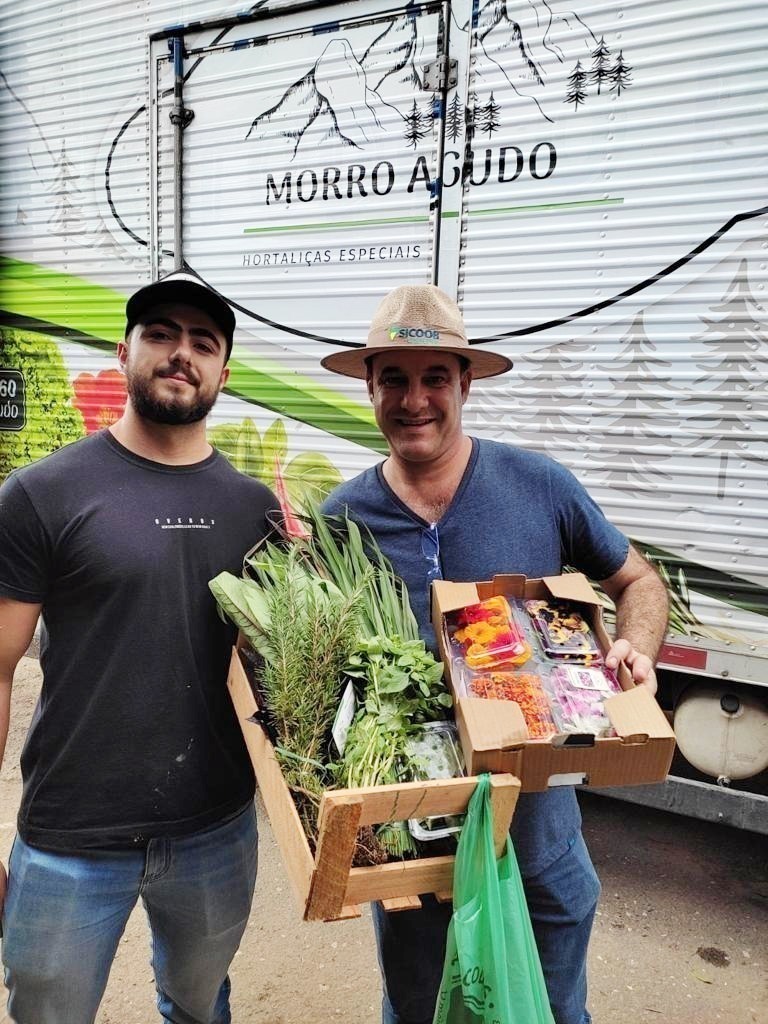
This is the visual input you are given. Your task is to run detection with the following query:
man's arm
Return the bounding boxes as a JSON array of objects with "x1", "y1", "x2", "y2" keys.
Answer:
[
  {"x1": 598, "y1": 546, "x2": 669, "y2": 695},
  {"x1": 0, "y1": 597, "x2": 42, "y2": 911}
]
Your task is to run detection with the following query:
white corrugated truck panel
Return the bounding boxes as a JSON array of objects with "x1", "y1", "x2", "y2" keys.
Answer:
[
  {"x1": 1, "y1": 0, "x2": 766, "y2": 646},
  {"x1": 459, "y1": 0, "x2": 768, "y2": 642},
  {"x1": 155, "y1": 4, "x2": 445, "y2": 341}
]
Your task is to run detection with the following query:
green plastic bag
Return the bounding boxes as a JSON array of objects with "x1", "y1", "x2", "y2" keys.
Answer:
[{"x1": 433, "y1": 774, "x2": 555, "y2": 1024}]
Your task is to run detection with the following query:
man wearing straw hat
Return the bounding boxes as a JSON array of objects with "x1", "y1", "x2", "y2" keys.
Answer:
[{"x1": 321, "y1": 284, "x2": 668, "y2": 1024}]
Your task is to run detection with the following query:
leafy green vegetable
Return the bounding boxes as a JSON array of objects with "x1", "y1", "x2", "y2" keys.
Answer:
[
  {"x1": 211, "y1": 504, "x2": 453, "y2": 861},
  {"x1": 337, "y1": 635, "x2": 452, "y2": 859},
  {"x1": 338, "y1": 637, "x2": 451, "y2": 780},
  {"x1": 289, "y1": 506, "x2": 421, "y2": 642},
  {"x1": 209, "y1": 572, "x2": 271, "y2": 657}
]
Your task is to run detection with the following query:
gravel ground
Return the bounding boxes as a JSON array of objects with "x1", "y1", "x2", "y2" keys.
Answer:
[{"x1": 1, "y1": 657, "x2": 766, "y2": 1024}]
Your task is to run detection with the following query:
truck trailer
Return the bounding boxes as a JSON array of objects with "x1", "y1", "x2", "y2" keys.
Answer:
[{"x1": 1, "y1": 0, "x2": 766, "y2": 830}]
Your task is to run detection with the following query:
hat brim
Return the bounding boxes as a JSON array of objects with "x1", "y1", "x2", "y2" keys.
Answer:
[
  {"x1": 126, "y1": 278, "x2": 235, "y2": 355},
  {"x1": 321, "y1": 343, "x2": 513, "y2": 380}
]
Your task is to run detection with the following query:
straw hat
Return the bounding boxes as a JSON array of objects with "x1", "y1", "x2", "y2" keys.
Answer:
[{"x1": 320, "y1": 285, "x2": 513, "y2": 380}]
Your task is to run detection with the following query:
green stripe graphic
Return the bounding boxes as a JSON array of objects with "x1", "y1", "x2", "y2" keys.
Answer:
[
  {"x1": 0, "y1": 256, "x2": 385, "y2": 454},
  {"x1": 243, "y1": 198, "x2": 624, "y2": 235}
]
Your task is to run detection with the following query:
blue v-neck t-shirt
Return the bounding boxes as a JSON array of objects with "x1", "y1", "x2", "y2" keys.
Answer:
[{"x1": 323, "y1": 436, "x2": 629, "y2": 875}]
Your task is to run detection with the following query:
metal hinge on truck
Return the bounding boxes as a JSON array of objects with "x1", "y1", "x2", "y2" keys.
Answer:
[{"x1": 422, "y1": 57, "x2": 458, "y2": 92}]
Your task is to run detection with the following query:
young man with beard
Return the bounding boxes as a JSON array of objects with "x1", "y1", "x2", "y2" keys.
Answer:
[
  {"x1": 321, "y1": 284, "x2": 669, "y2": 1024},
  {"x1": 0, "y1": 271, "x2": 279, "y2": 1024}
]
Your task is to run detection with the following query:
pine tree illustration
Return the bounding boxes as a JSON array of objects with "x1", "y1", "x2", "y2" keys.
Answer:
[
  {"x1": 421, "y1": 102, "x2": 434, "y2": 142},
  {"x1": 403, "y1": 100, "x2": 432, "y2": 148},
  {"x1": 589, "y1": 37, "x2": 612, "y2": 95},
  {"x1": 491, "y1": 338, "x2": 593, "y2": 455},
  {"x1": 565, "y1": 61, "x2": 589, "y2": 110},
  {"x1": 479, "y1": 92, "x2": 501, "y2": 137},
  {"x1": 91, "y1": 212, "x2": 118, "y2": 252},
  {"x1": 692, "y1": 259, "x2": 768, "y2": 498},
  {"x1": 609, "y1": 50, "x2": 633, "y2": 96},
  {"x1": 446, "y1": 93, "x2": 464, "y2": 142},
  {"x1": 590, "y1": 314, "x2": 679, "y2": 494},
  {"x1": 47, "y1": 143, "x2": 87, "y2": 236}
]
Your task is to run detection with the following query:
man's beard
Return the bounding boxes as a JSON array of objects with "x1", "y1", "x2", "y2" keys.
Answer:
[{"x1": 125, "y1": 363, "x2": 219, "y2": 425}]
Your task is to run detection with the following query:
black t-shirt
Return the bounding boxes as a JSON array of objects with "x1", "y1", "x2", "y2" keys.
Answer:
[{"x1": 0, "y1": 430, "x2": 279, "y2": 850}]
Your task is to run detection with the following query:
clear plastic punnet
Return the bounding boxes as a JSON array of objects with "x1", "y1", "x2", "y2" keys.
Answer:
[
  {"x1": 446, "y1": 595, "x2": 532, "y2": 669},
  {"x1": 406, "y1": 721, "x2": 466, "y2": 842},
  {"x1": 462, "y1": 667, "x2": 557, "y2": 740},
  {"x1": 544, "y1": 664, "x2": 622, "y2": 737},
  {"x1": 523, "y1": 599, "x2": 602, "y2": 663}
]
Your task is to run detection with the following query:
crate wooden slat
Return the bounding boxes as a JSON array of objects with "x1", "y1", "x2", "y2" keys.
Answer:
[
  {"x1": 227, "y1": 645, "x2": 521, "y2": 922},
  {"x1": 227, "y1": 644, "x2": 315, "y2": 906},
  {"x1": 381, "y1": 895, "x2": 423, "y2": 911}
]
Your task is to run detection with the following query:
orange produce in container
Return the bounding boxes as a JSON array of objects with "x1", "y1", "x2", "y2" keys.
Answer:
[{"x1": 450, "y1": 596, "x2": 532, "y2": 669}]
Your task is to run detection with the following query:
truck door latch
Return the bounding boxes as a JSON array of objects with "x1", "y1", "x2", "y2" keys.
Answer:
[{"x1": 170, "y1": 106, "x2": 195, "y2": 129}]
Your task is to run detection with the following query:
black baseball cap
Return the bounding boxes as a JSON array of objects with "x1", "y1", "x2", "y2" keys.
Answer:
[{"x1": 125, "y1": 270, "x2": 236, "y2": 360}]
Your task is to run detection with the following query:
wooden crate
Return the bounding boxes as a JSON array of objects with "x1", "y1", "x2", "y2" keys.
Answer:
[{"x1": 227, "y1": 645, "x2": 521, "y2": 922}]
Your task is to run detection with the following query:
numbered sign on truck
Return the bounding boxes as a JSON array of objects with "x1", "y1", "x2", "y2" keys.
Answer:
[{"x1": 0, "y1": 371, "x2": 26, "y2": 432}]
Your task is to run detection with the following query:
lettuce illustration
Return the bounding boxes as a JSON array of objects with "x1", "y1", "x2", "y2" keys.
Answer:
[
  {"x1": 208, "y1": 417, "x2": 342, "y2": 512},
  {"x1": 1, "y1": 328, "x2": 84, "y2": 480}
]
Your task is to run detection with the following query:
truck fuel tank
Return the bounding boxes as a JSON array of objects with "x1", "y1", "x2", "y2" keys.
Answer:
[{"x1": 673, "y1": 685, "x2": 768, "y2": 783}]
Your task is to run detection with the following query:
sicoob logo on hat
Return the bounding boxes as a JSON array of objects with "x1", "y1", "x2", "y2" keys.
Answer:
[{"x1": 389, "y1": 325, "x2": 441, "y2": 343}]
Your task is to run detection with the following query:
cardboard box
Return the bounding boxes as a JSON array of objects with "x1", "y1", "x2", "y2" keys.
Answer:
[
  {"x1": 226, "y1": 641, "x2": 521, "y2": 922},
  {"x1": 432, "y1": 573, "x2": 675, "y2": 792}
]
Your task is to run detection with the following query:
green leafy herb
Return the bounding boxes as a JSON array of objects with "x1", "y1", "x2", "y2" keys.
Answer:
[{"x1": 211, "y1": 504, "x2": 453, "y2": 861}]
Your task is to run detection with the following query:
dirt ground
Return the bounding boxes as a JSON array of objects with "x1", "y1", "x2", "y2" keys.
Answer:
[{"x1": 1, "y1": 657, "x2": 766, "y2": 1024}]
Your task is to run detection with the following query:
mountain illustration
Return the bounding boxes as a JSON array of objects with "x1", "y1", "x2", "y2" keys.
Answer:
[
  {"x1": 245, "y1": 10, "x2": 427, "y2": 161},
  {"x1": 246, "y1": 38, "x2": 393, "y2": 158},
  {"x1": 469, "y1": 0, "x2": 610, "y2": 124},
  {"x1": 244, "y1": 2, "x2": 619, "y2": 157},
  {"x1": 361, "y1": 9, "x2": 424, "y2": 93},
  {"x1": 474, "y1": 0, "x2": 549, "y2": 86}
]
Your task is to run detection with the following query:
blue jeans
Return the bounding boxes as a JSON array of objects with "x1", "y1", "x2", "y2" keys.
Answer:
[
  {"x1": 2, "y1": 803, "x2": 258, "y2": 1024},
  {"x1": 373, "y1": 831, "x2": 600, "y2": 1024}
]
